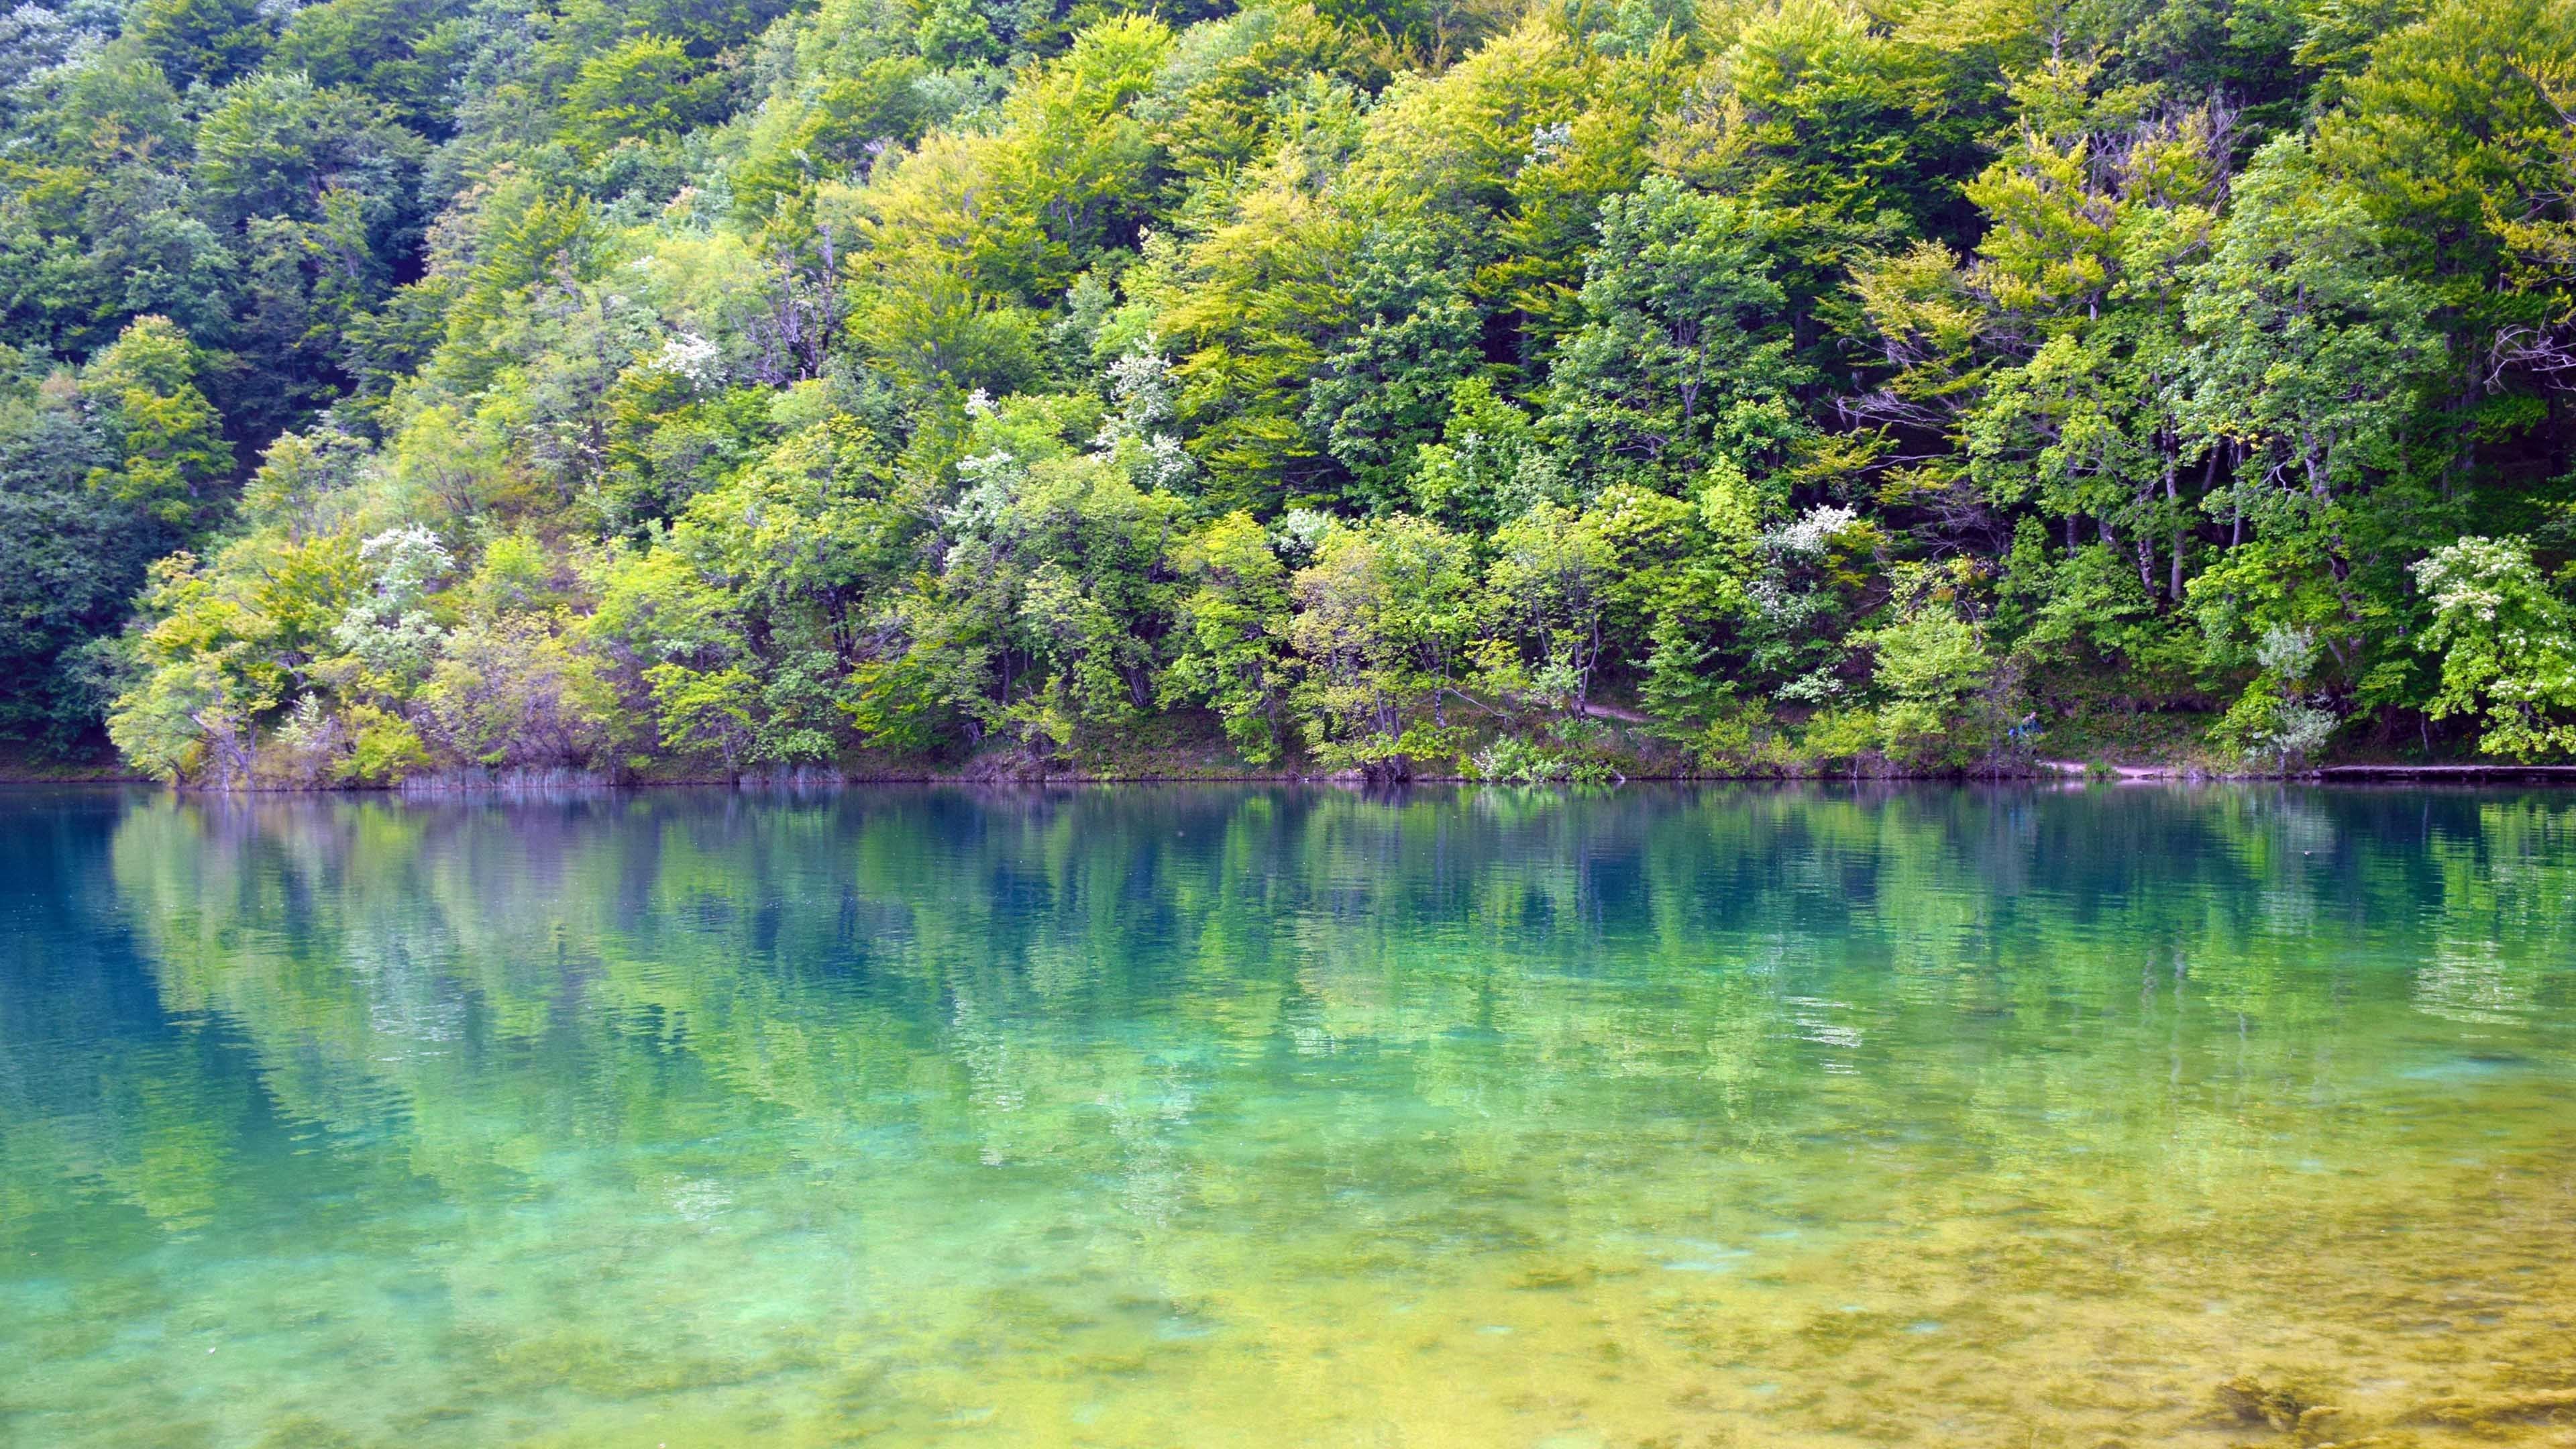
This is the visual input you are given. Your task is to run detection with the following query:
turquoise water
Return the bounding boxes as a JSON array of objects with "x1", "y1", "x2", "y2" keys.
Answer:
[{"x1": 3, "y1": 784, "x2": 2573, "y2": 1447}]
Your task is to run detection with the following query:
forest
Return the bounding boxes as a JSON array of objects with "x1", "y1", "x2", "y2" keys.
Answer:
[{"x1": 0, "y1": 0, "x2": 2569, "y2": 783}]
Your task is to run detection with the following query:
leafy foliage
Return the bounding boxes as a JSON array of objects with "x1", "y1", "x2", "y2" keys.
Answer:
[{"x1": 0, "y1": 0, "x2": 2559, "y2": 776}]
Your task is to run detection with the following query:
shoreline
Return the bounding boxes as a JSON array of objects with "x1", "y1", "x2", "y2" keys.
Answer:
[{"x1": 15, "y1": 761, "x2": 2576, "y2": 791}]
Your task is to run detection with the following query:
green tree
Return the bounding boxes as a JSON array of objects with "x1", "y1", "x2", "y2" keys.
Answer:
[
  {"x1": 2176, "y1": 136, "x2": 2445, "y2": 708},
  {"x1": 2413, "y1": 535, "x2": 2576, "y2": 760},
  {"x1": 1301, "y1": 222, "x2": 1484, "y2": 510},
  {"x1": 1542, "y1": 176, "x2": 1801, "y2": 486},
  {"x1": 1483, "y1": 499, "x2": 1614, "y2": 713},
  {"x1": 128, "y1": 0, "x2": 272, "y2": 87},
  {"x1": 0, "y1": 368, "x2": 165, "y2": 751},
  {"x1": 327, "y1": 524, "x2": 453, "y2": 692},
  {"x1": 561, "y1": 36, "x2": 727, "y2": 152},
  {"x1": 1165, "y1": 510, "x2": 1293, "y2": 763},
  {"x1": 82, "y1": 317, "x2": 232, "y2": 528},
  {"x1": 415, "y1": 618, "x2": 619, "y2": 769},
  {"x1": 1962, "y1": 102, "x2": 2229, "y2": 622},
  {"x1": 1289, "y1": 515, "x2": 1477, "y2": 778},
  {"x1": 268, "y1": 0, "x2": 472, "y2": 137},
  {"x1": 1852, "y1": 561, "x2": 1998, "y2": 768}
]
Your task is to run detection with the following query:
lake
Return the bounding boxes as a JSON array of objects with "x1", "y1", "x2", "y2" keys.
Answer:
[{"x1": 2, "y1": 784, "x2": 2571, "y2": 1446}]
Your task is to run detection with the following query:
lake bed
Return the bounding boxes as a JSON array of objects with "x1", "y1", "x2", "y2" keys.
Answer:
[{"x1": 3, "y1": 785, "x2": 2571, "y2": 1446}]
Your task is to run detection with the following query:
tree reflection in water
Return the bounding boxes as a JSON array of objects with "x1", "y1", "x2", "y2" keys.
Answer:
[{"x1": 2, "y1": 784, "x2": 2571, "y2": 1446}]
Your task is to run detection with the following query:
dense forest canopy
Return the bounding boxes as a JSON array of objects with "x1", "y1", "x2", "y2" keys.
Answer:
[{"x1": 0, "y1": 0, "x2": 2569, "y2": 782}]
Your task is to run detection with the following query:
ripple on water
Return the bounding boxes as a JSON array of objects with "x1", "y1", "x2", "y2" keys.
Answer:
[{"x1": 3, "y1": 785, "x2": 2574, "y2": 1449}]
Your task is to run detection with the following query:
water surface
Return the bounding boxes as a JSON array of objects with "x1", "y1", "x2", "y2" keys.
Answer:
[{"x1": 3, "y1": 784, "x2": 2573, "y2": 1446}]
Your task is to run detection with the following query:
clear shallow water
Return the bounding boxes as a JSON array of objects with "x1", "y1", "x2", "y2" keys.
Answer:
[{"x1": 3, "y1": 785, "x2": 2573, "y2": 1448}]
